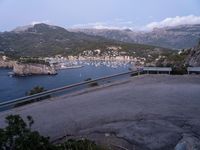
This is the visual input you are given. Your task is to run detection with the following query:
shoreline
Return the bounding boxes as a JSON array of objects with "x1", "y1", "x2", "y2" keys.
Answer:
[{"x1": 0, "y1": 58, "x2": 136, "y2": 76}]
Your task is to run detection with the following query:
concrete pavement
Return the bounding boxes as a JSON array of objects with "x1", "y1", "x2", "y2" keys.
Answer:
[{"x1": 0, "y1": 75, "x2": 200, "y2": 150}]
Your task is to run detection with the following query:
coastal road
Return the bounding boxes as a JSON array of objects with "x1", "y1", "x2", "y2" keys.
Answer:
[{"x1": 0, "y1": 75, "x2": 200, "y2": 150}]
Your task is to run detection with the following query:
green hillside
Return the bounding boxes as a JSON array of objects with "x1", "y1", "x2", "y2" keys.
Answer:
[{"x1": 0, "y1": 24, "x2": 174, "y2": 61}]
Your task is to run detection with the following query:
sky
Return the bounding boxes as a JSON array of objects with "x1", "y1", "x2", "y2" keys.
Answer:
[{"x1": 0, "y1": 0, "x2": 200, "y2": 31}]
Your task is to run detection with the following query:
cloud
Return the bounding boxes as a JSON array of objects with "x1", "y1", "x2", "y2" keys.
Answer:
[
  {"x1": 31, "y1": 20, "x2": 50, "y2": 25},
  {"x1": 146, "y1": 15, "x2": 200, "y2": 30},
  {"x1": 71, "y1": 20, "x2": 135, "y2": 30},
  {"x1": 71, "y1": 15, "x2": 200, "y2": 31}
]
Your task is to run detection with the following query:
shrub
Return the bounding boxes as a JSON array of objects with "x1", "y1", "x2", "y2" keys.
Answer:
[
  {"x1": 89, "y1": 82, "x2": 99, "y2": 87},
  {"x1": 15, "y1": 86, "x2": 50, "y2": 107},
  {"x1": 85, "y1": 78, "x2": 92, "y2": 81},
  {"x1": 19, "y1": 57, "x2": 50, "y2": 66},
  {"x1": 171, "y1": 66, "x2": 187, "y2": 75},
  {"x1": 26, "y1": 86, "x2": 47, "y2": 96},
  {"x1": 84, "y1": 78, "x2": 99, "y2": 87}
]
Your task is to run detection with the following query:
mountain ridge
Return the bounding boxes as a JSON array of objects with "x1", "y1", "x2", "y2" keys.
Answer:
[
  {"x1": 70, "y1": 24, "x2": 200, "y2": 49},
  {"x1": 0, "y1": 23, "x2": 172, "y2": 62}
]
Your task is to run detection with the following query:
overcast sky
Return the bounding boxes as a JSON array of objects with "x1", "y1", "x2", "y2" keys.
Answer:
[{"x1": 0, "y1": 0, "x2": 200, "y2": 31}]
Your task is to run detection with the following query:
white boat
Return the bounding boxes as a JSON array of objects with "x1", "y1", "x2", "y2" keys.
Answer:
[
  {"x1": 8, "y1": 72, "x2": 15, "y2": 77},
  {"x1": 60, "y1": 65, "x2": 84, "y2": 70}
]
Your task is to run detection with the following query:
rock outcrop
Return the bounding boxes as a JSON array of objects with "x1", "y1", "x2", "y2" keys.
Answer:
[
  {"x1": 13, "y1": 63, "x2": 57, "y2": 76},
  {"x1": 0, "y1": 56, "x2": 57, "y2": 76},
  {"x1": 0, "y1": 60, "x2": 16, "y2": 68},
  {"x1": 155, "y1": 41, "x2": 200, "y2": 70},
  {"x1": 185, "y1": 41, "x2": 200, "y2": 66},
  {"x1": 175, "y1": 134, "x2": 200, "y2": 150}
]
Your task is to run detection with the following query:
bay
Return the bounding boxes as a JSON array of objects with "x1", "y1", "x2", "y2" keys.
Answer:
[{"x1": 0, "y1": 62, "x2": 132, "y2": 102}]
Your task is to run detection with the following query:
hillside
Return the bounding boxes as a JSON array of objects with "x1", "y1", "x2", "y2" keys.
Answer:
[
  {"x1": 152, "y1": 41, "x2": 200, "y2": 74},
  {"x1": 71, "y1": 24, "x2": 200, "y2": 49},
  {"x1": 0, "y1": 24, "x2": 173, "y2": 64},
  {"x1": 0, "y1": 23, "x2": 109, "y2": 57}
]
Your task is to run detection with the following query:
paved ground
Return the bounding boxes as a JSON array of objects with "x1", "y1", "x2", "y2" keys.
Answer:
[{"x1": 0, "y1": 75, "x2": 200, "y2": 150}]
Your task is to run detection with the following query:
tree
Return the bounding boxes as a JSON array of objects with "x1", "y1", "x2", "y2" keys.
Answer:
[
  {"x1": 15, "y1": 86, "x2": 50, "y2": 107},
  {"x1": 26, "y1": 86, "x2": 46, "y2": 96},
  {"x1": 0, "y1": 115, "x2": 56, "y2": 150},
  {"x1": 27, "y1": 86, "x2": 51, "y2": 101},
  {"x1": 0, "y1": 115, "x2": 106, "y2": 150}
]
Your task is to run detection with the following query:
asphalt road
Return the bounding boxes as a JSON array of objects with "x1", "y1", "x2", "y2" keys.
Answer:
[{"x1": 0, "y1": 75, "x2": 200, "y2": 150}]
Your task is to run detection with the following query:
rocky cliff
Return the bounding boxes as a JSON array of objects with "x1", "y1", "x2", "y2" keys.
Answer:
[
  {"x1": 13, "y1": 63, "x2": 57, "y2": 76},
  {"x1": 185, "y1": 41, "x2": 200, "y2": 66},
  {"x1": 0, "y1": 60, "x2": 16, "y2": 68},
  {"x1": 0, "y1": 56, "x2": 16, "y2": 68},
  {"x1": 154, "y1": 41, "x2": 200, "y2": 74}
]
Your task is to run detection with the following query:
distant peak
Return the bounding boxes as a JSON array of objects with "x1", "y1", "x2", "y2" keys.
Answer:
[
  {"x1": 33, "y1": 23, "x2": 51, "y2": 27},
  {"x1": 123, "y1": 28, "x2": 133, "y2": 32},
  {"x1": 31, "y1": 23, "x2": 66, "y2": 31},
  {"x1": 12, "y1": 24, "x2": 34, "y2": 33},
  {"x1": 12, "y1": 23, "x2": 64, "y2": 33},
  {"x1": 29, "y1": 23, "x2": 56, "y2": 29}
]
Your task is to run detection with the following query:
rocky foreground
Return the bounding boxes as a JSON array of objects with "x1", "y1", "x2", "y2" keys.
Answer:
[{"x1": 0, "y1": 75, "x2": 200, "y2": 150}]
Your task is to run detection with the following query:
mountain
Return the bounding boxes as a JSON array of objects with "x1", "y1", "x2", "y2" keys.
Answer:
[
  {"x1": 0, "y1": 24, "x2": 173, "y2": 63},
  {"x1": 71, "y1": 24, "x2": 200, "y2": 49},
  {"x1": 0, "y1": 23, "x2": 109, "y2": 57}
]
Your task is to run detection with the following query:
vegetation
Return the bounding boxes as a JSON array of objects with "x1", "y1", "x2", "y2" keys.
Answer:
[
  {"x1": 156, "y1": 53, "x2": 188, "y2": 75},
  {"x1": 26, "y1": 86, "x2": 47, "y2": 96},
  {"x1": 0, "y1": 115, "x2": 56, "y2": 150},
  {"x1": 15, "y1": 86, "x2": 50, "y2": 107},
  {"x1": 0, "y1": 23, "x2": 173, "y2": 60},
  {"x1": 0, "y1": 115, "x2": 106, "y2": 150},
  {"x1": 84, "y1": 78, "x2": 92, "y2": 81},
  {"x1": 130, "y1": 72, "x2": 138, "y2": 77},
  {"x1": 89, "y1": 82, "x2": 99, "y2": 87},
  {"x1": 84, "y1": 78, "x2": 99, "y2": 87},
  {"x1": 19, "y1": 57, "x2": 49, "y2": 65},
  {"x1": 26, "y1": 86, "x2": 51, "y2": 101}
]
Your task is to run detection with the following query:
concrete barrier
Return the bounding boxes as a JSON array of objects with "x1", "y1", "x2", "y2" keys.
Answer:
[
  {"x1": 187, "y1": 67, "x2": 200, "y2": 74},
  {"x1": 142, "y1": 67, "x2": 172, "y2": 74}
]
